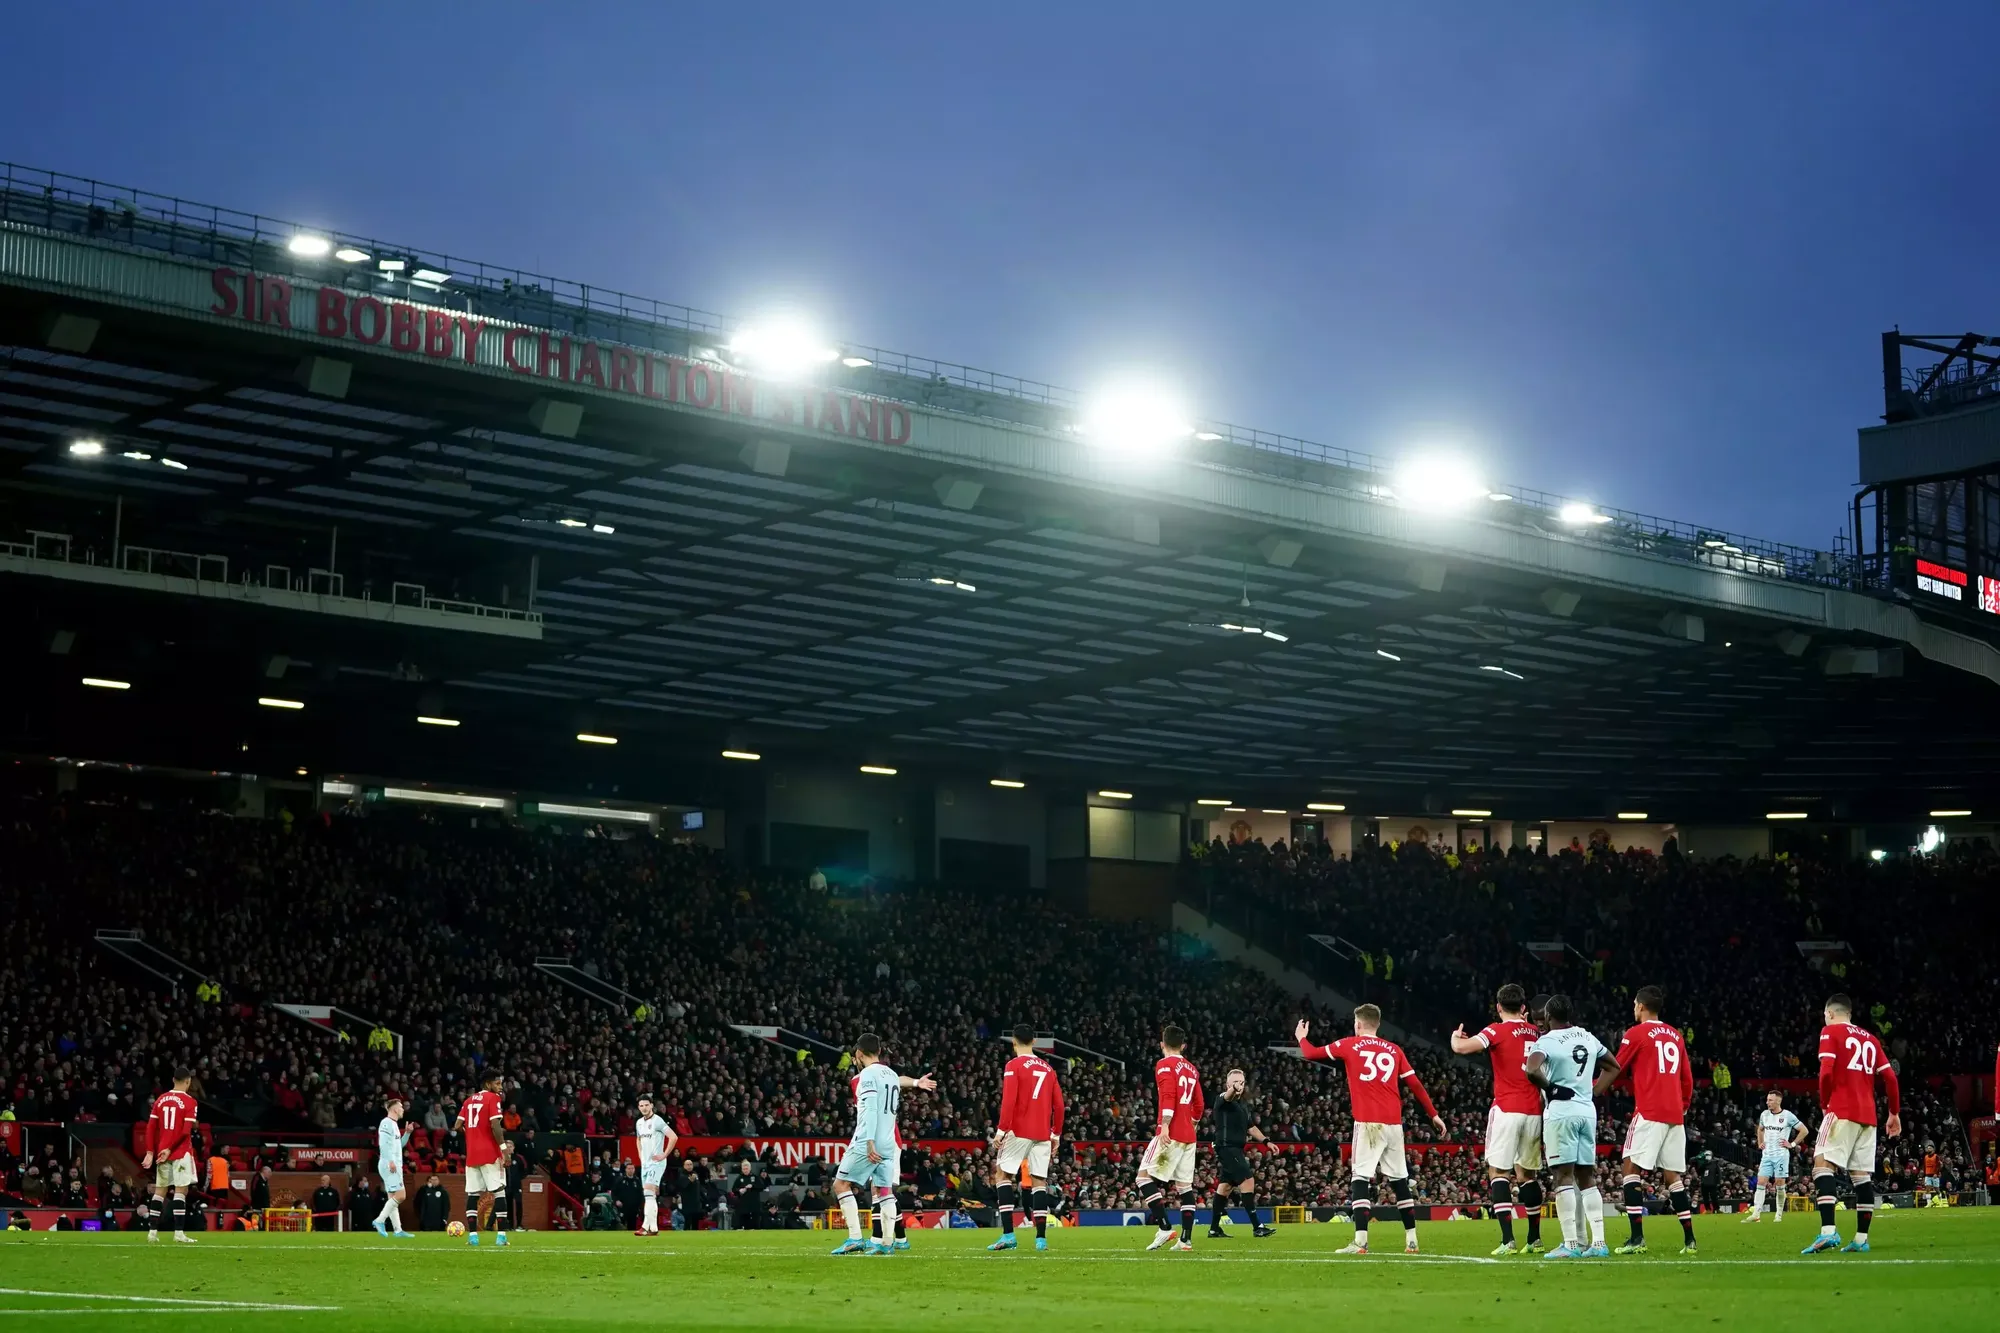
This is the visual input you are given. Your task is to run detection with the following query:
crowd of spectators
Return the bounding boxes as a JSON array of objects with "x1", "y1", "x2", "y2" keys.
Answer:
[{"x1": 0, "y1": 798, "x2": 1988, "y2": 1215}]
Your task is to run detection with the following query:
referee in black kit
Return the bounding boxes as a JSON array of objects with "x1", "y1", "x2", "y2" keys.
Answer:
[{"x1": 1207, "y1": 1067, "x2": 1276, "y2": 1237}]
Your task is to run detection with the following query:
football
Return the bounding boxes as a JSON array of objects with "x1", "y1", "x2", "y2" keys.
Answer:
[{"x1": 447, "y1": 1221, "x2": 467, "y2": 1237}]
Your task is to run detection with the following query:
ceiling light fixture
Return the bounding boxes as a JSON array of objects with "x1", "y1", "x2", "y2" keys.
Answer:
[
  {"x1": 81, "y1": 677, "x2": 130, "y2": 690},
  {"x1": 1195, "y1": 798, "x2": 1231, "y2": 806},
  {"x1": 1376, "y1": 649, "x2": 1402, "y2": 661},
  {"x1": 1617, "y1": 812, "x2": 1648, "y2": 821},
  {"x1": 576, "y1": 732, "x2": 617, "y2": 745},
  {"x1": 1929, "y1": 809, "x2": 1971, "y2": 818},
  {"x1": 1451, "y1": 808, "x2": 1493, "y2": 817},
  {"x1": 334, "y1": 246, "x2": 371, "y2": 264},
  {"x1": 417, "y1": 715, "x2": 460, "y2": 727},
  {"x1": 258, "y1": 696, "x2": 304, "y2": 710},
  {"x1": 721, "y1": 750, "x2": 762, "y2": 761},
  {"x1": 591, "y1": 523, "x2": 615, "y2": 535},
  {"x1": 1306, "y1": 802, "x2": 1346, "y2": 812},
  {"x1": 1765, "y1": 811, "x2": 1807, "y2": 820},
  {"x1": 122, "y1": 450, "x2": 151, "y2": 461},
  {"x1": 989, "y1": 778, "x2": 1026, "y2": 789},
  {"x1": 68, "y1": 439, "x2": 104, "y2": 457},
  {"x1": 160, "y1": 458, "x2": 188, "y2": 470},
  {"x1": 859, "y1": 764, "x2": 898, "y2": 776},
  {"x1": 1097, "y1": 790, "x2": 1133, "y2": 800}
]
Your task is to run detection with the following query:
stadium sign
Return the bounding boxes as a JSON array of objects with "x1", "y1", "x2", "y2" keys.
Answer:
[
  {"x1": 1915, "y1": 559, "x2": 1965, "y2": 601},
  {"x1": 206, "y1": 266, "x2": 914, "y2": 445}
]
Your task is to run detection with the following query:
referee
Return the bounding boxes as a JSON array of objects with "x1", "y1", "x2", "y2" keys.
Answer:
[{"x1": 1208, "y1": 1068, "x2": 1276, "y2": 1237}]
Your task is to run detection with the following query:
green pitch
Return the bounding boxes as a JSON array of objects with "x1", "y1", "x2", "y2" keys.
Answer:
[{"x1": 2, "y1": 1211, "x2": 1995, "y2": 1331}]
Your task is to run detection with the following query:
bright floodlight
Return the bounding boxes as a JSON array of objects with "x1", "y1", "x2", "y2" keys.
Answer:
[
  {"x1": 287, "y1": 234, "x2": 332, "y2": 258},
  {"x1": 591, "y1": 523, "x2": 615, "y2": 535},
  {"x1": 1559, "y1": 502, "x2": 1611, "y2": 526},
  {"x1": 1075, "y1": 385, "x2": 1194, "y2": 455},
  {"x1": 1392, "y1": 455, "x2": 1488, "y2": 513},
  {"x1": 69, "y1": 439, "x2": 104, "y2": 456},
  {"x1": 334, "y1": 247, "x2": 371, "y2": 264},
  {"x1": 729, "y1": 322, "x2": 840, "y2": 376}
]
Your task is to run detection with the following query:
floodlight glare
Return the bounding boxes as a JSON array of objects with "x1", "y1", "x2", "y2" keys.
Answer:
[
  {"x1": 160, "y1": 458, "x2": 189, "y2": 470},
  {"x1": 287, "y1": 234, "x2": 333, "y2": 258},
  {"x1": 1194, "y1": 431, "x2": 1224, "y2": 442},
  {"x1": 840, "y1": 355, "x2": 873, "y2": 368},
  {"x1": 729, "y1": 322, "x2": 840, "y2": 376},
  {"x1": 334, "y1": 247, "x2": 371, "y2": 264},
  {"x1": 558, "y1": 518, "x2": 587, "y2": 528},
  {"x1": 417, "y1": 715, "x2": 460, "y2": 727},
  {"x1": 576, "y1": 732, "x2": 618, "y2": 745},
  {"x1": 122, "y1": 450, "x2": 151, "y2": 461},
  {"x1": 1559, "y1": 502, "x2": 1611, "y2": 526},
  {"x1": 1075, "y1": 385, "x2": 1195, "y2": 455},
  {"x1": 1392, "y1": 455, "x2": 1488, "y2": 513},
  {"x1": 859, "y1": 764, "x2": 898, "y2": 776},
  {"x1": 721, "y1": 749, "x2": 762, "y2": 761},
  {"x1": 410, "y1": 267, "x2": 452, "y2": 284},
  {"x1": 989, "y1": 778, "x2": 1026, "y2": 789},
  {"x1": 1305, "y1": 802, "x2": 1346, "y2": 812},
  {"x1": 591, "y1": 523, "x2": 615, "y2": 535},
  {"x1": 1097, "y1": 790, "x2": 1133, "y2": 800},
  {"x1": 68, "y1": 439, "x2": 104, "y2": 456},
  {"x1": 377, "y1": 258, "x2": 408, "y2": 272}
]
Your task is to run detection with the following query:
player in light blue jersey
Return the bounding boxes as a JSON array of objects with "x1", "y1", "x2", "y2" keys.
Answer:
[
  {"x1": 830, "y1": 1033, "x2": 936, "y2": 1256},
  {"x1": 1524, "y1": 995, "x2": 1611, "y2": 1259},
  {"x1": 634, "y1": 1096, "x2": 678, "y2": 1235},
  {"x1": 1745, "y1": 1090, "x2": 1807, "y2": 1222},
  {"x1": 372, "y1": 1095, "x2": 415, "y2": 1238}
]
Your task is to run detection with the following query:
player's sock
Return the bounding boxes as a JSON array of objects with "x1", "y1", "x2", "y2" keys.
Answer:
[
  {"x1": 839, "y1": 1192, "x2": 864, "y2": 1240},
  {"x1": 1670, "y1": 1187, "x2": 1695, "y2": 1244},
  {"x1": 1621, "y1": 1174, "x2": 1645, "y2": 1243},
  {"x1": 150, "y1": 1196, "x2": 164, "y2": 1235},
  {"x1": 1551, "y1": 1185, "x2": 1577, "y2": 1249},
  {"x1": 874, "y1": 1193, "x2": 897, "y2": 1244},
  {"x1": 1518, "y1": 1180, "x2": 1543, "y2": 1245},
  {"x1": 493, "y1": 1199, "x2": 508, "y2": 1236},
  {"x1": 1209, "y1": 1189, "x2": 1228, "y2": 1223},
  {"x1": 465, "y1": 1203, "x2": 479, "y2": 1235},
  {"x1": 1178, "y1": 1189, "x2": 1196, "y2": 1243},
  {"x1": 1582, "y1": 1187, "x2": 1606, "y2": 1248},
  {"x1": 169, "y1": 1196, "x2": 185, "y2": 1236},
  {"x1": 1030, "y1": 1187, "x2": 1050, "y2": 1239},
  {"x1": 1350, "y1": 1179, "x2": 1373, "y2": 1248},
  {"x1": 1391, "y1": 1178, "x2": 1416, "y2": 1239},
  {"x1": 1489, "y1": 1178, "x2": 1515, "y2": 1245},
  {"x1": 895, "y1": 1212, "x2": 907, "y2": 1240},
  {"x1": 1814, "y1": 1174, "x2": 1838, "y2": 1233},
  {"x1": 1237, "y1": 1189, "x2": 1257, "y2": 1226},
  {"x1": 996, "y1": 1184, "x2": 1017, "y2": 1236},
  {"x1": 1142, "y1": 1183, "x2": 1169, "y2": 1232},
  {"x1": 1853, "y1": 1177, "x2": 1874, "y2": 1239},
  {"x1": 1751, "y1": 1182, "x2": 1767, "y2": 1215},
  {"x1": 376, "y1": 1197, "x2": 396, "y2": 1225},
  {"x1": 643, "y1": 1197, "x2": 658, "y2": 1231}
]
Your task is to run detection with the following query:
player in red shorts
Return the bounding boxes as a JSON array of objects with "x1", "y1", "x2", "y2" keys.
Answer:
[
  {"x1": 1802, "y1": 994, "x2": 1900, "y2": 1254},
  {"x1": 1298, "y1": 1005, "x2": 1445, "y2": 1255},
  {"x1": 1594, "y1": 985, "x2": 1696, "y2": 1255},
  {"x1": 139, "y1": 1068, "x2": 200, "y2": 1244}
]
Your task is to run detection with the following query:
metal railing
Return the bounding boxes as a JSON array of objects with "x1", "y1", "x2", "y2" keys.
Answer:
[{"x1": 0, "y1": 159, "x2": 1858, "y2": 591}]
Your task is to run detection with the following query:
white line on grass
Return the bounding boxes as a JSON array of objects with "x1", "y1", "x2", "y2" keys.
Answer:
[{"x1": 0, "y1": 1289, "x2": 335, "y2": 1312}]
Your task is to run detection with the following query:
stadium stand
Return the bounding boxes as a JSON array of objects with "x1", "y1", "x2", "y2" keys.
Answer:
[{"x1": 0, "y1": 797, "x2": 1986, "y2": 1215}]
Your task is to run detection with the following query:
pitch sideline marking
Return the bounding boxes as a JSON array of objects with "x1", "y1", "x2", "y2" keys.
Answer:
[{"x1": 0, "y1": 1288, "x2": 335, "y2": 1312}]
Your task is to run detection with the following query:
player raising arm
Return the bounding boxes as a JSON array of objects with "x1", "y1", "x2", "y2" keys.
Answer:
[
  {"x1": 1745, "y1": 1090, "x2": 1807, "y2": 1223},
  {"x1": 1801, "y1": 994, "x2": 1900, "y2": 1255},
  {"x1": 1141, "y1": 1025, "x2": 1204, "y2": 1253},
  {"x1": 1208, "y1": 1068, "x2": 1275, "y2": 1239},
  {"x1": 1450, "y1": 982, "x2": 1545, "y2": 1255},
  {"x1": 373, "y1": 1095, "x2": 416, "y2": 1238},
  {"x1": 1299, "y1": 1007, "x2": 1446, "y2": 1256},
  {"x1": 988, "y1": 1024, "x2": 1065, "y2": 1253},
  {"x1": 1594, "y1": 985, "x2": 1698, "y2": 1255}
]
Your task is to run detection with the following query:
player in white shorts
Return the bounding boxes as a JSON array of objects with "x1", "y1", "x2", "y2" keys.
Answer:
[
  {"x1": 373, "y1": 1095, "x2": 415, "y2": 1238},
  {"x1": 1745, "y1": 1090, "x2": 1806, "y2": 1222},
  {"x1": 633, "y1": 1096, "x2": 679, "y2": 1235}
]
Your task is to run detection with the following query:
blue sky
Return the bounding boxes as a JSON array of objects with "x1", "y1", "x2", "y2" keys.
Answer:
[{"x1": 7, "y1": 2, "x2": 1996, "y2": 546}]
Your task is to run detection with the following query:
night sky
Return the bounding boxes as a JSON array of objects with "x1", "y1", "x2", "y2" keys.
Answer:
[{"x1": 7, "y1": 2, "x2": 1996, "y2": 546}]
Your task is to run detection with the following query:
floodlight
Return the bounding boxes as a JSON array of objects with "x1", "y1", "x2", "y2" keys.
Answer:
[
  {"x1": 729, "y1": 322, "x2": 840, "y2": 376},
  {"x1": 258, "y1": 696, "x2": 304, "y2": 710},
  {"x1": 1929, "y1": 809, "x2": 1971, "y2": 818},
  {"x1": 859, "y1": 764, "x2": 898, "y2": 776},
  {"x1": 1392, "y1": 455, "x2": 1488, "y2": 513},
  {"x1": 1097, "y1": 790, "x2": 1133, "y2": 800},
  {"x1": 576, "y1": 732, "x2": 617, "y2": 745},
  {"x1": 334, "y1": 247, "x2": 371, "y2": 264},
  {"x1": 1919, "y1": 825, "x2": 1942, "y2": 853},
  {"x1": 1868, "y1": 849, "x2": 1886, "y2": 862},
  {"x1": 287, "y1": 235, "x2": 332, "y2": 258},
  {"x1": 841, "y1": 356, "x2": 873, "y2": 368},
  {"x1": 82, "y1": 677, "x2": 130, "y2": 690},
  {"x1": 122, "y1": 451, "x2": 151, "y2": 461},
  {"x1": 161, "y1": 458, "x2": 188, "y2": 470},
  {"x1": 721, "y1": 750, "x2": 761, "y2": 761},
  {"x1": 69, "y1": 439, "x2": 104, "y2": 456},
  {"x1": 417, "y1": 716, "x2": 460, "y2": 727},
  {"x1": 1559, "y1": 502, "x2": 1611, "y2": 526},
  {"x1": 1074, "y1": 385, "x2": 1194, "y2": 455},
  {"x1": 591, "y1": 523, "x2": 615, "y2": 535},
  {"x1": 1194, "y1": 431, "x2": 1224, "y2": 442},
  {"x1": 990, "y1": 778, "x2": 1026, "y2": 789},
  {"x1": 558, "y1": 518, "x2": 587, "y2": 528},
  {"x1": 411, "y1": 267, "x2": 451, "y2": 284},
  {"x1": 377, "y1": 258, "x2": 408, "y2": 273}
]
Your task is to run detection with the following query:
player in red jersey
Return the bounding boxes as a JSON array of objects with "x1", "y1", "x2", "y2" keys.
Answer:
[
  {"x1": 1594, "y1": 985, "x2": 1697, "y2": 1255},
  {"x1": 1802, "y1": 994, "x2": 1900, "y2": 1254},
  {"x1": 139, "y1": 1068, "x2": 200, "y2": 1244},
  {"x1": 1299, "y1": 1005, "x2": 1445, "y2": 1255},
  {"x1": 1450, "y1": 982, "x2": 1545, "y2": 1255},
  {"x1": 988, "y1": 1024, "x2": 1066, "y2": 1253},
  {"x1": 1140, "y1": 1024, "x2": 1204, "y2": 1252},
  {"x1": 454, "y1": 1071, "x2": 511, "y2": 1246}
]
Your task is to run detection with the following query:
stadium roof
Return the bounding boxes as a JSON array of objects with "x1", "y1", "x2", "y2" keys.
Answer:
[{"x1": 2, "y1": 161, "x2": 1997, "y2": 821}]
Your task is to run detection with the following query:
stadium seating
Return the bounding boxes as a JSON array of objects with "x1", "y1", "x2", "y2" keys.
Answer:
[{"x1": 0, "y1": 799, "x2": 1983, "y2": 1210}]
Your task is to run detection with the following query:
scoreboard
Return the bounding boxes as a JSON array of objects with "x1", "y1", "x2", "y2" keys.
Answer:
[{"x1": 1912, "y1": 558, "x2": 2000, "y2": 619}]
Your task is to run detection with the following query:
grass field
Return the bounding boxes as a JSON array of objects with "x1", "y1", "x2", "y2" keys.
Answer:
[{"x1": 2, "y1": 1210, "x2": 1995, "y2": 1331}]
